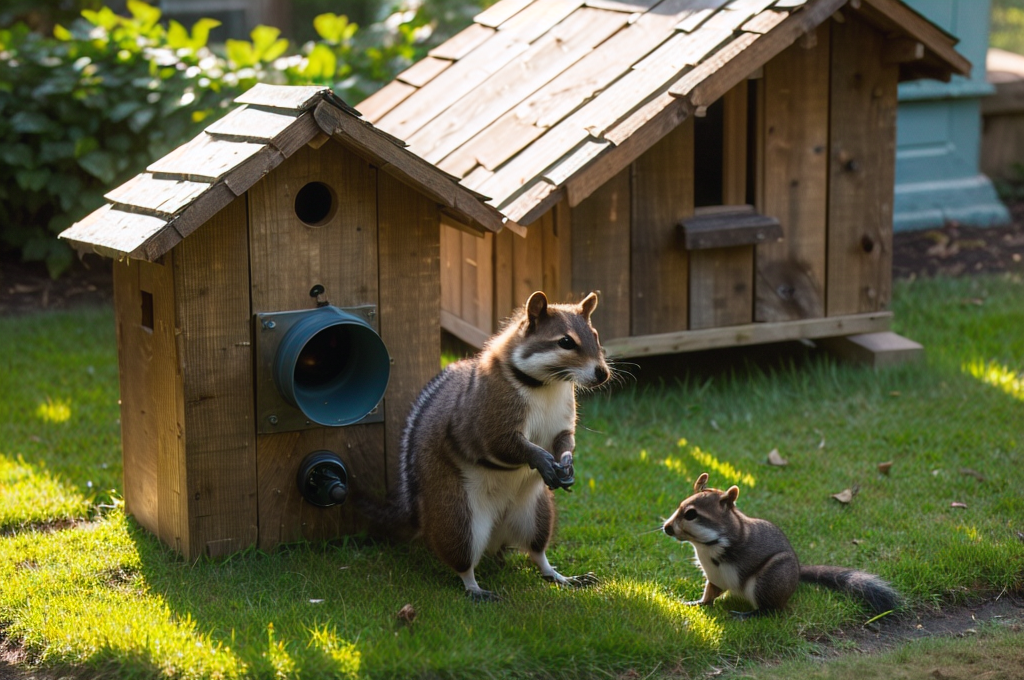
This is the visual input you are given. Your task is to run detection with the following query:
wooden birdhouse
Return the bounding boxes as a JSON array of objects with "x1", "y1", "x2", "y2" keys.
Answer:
[
  {"x1": 358, "y1": 0, "x2": 970, "y2": 364},
  {"x1": 60, "y1": 85, "x2": 505, "y2": 559}
]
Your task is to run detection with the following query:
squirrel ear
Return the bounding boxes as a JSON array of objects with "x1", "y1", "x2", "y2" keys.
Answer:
[
  {"x1": 579, "y1": 292, "x2": 598, "y2": 320},
  {"x1": 694, "y1": 473, "x2": 709, "y2": 493},
  {"x1": 526, "y1": 291, "x2": 548, "y2": 329},
  {"x1": 722, "y1": 485, "x2": 740, "y2": 505}
]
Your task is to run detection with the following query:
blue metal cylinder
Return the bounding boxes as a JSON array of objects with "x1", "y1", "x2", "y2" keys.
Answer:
[{"x1": 273, "y1": 306, "x2": 390, "y2": 427}]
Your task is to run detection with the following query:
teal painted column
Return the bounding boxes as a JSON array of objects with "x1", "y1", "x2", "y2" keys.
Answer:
[{"x1": 895, "y1": 0, "x2": 1010, "y2": 231}]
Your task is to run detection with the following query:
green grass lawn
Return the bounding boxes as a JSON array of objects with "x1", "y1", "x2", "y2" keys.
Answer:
[{"x1": 1, "y1": 273, "x2": 1022, "y2": 679}]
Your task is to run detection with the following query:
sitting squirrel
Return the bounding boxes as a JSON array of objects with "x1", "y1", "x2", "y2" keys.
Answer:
[{"x1": 663, "y1": 473, "x2": 899, "y2": 616}]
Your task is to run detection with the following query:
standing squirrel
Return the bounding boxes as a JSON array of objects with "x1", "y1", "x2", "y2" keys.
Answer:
[
  {"x1": 361, "y1": 291, "x2": 610, "y2": 600},
  {"x1": 663, "y1": 473, "x2": 899, "y2": 616}
]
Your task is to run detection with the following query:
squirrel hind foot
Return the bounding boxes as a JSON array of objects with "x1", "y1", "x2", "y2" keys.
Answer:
[
  {"x1": 465, "y1": 587, "x2": 501, "y2": 602},
  {"x1": 542, "y1": 571, "x2": 599, "y2": 588}
]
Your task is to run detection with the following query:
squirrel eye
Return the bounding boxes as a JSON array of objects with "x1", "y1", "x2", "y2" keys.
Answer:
[
  {"x1": 683, "y1": 508, "x2": 698, "y2": 521},
  {"x1": 558, "y1": 335, "x2": 577, "y2": 350}
]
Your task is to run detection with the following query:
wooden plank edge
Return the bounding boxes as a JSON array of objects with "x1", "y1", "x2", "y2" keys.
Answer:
[
  {"x1": 441, "y1": 309, "x2": 491, "y2": 349},
  {"x1": 817, "y1": 331, "x2": 923, "y2": 369},
  {"x1": 857, "y1": 0, "x2": 970, "y2": 76},
  {"x1": 602, "y1": 311, "x2": 892, "y2": 358},
  {"x1": 567, "y1": 97, "x2": 692, "y2": 207},
  {"x1": 314, "y1": 100, "x2": 506, "y2": 234},
  {"x1": 671, "y1": 0, "x2": 848, "y2": 108}
]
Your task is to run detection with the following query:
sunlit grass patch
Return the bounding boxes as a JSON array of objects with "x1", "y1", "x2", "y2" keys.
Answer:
[
  {"x1": 0, "y1": 454, "x2": 90, "y2": 530},
  {"x1": 963, "y1": 359, "x2": 1024, "y2": 400},
  {"x1": 35, "y1": 397, "x2": 73, "y2": 424},
  {"x1": 0, "y1": 509, "x2": 246, "y2": 678}
]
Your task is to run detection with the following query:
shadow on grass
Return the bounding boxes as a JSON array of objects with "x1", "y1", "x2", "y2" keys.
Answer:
[{"x1": 123, "y1": 517, "x2": 731, "y2": 679}]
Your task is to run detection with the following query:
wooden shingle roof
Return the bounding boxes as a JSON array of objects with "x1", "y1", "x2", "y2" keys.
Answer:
[
  {"x1": 60, "y1": 84, "x2": 508, "y2": 261},
  {"x1": 358, "y1": 0, "x2": 970, "y2": 224}
]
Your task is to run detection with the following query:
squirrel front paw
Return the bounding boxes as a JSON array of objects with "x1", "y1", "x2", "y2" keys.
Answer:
[{"x1": 530, "y1": 451, "x2": 574, "y2": 491}]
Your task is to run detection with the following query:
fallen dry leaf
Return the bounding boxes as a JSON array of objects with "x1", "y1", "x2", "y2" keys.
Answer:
[
  {"x1": 950, "y1": 502, "x2": 968, "y2": 509},
  {"x1": 959, "y1": 468, "x2": 986, "y2": 482},
  {"x1": 767, "y1": 448, "x2": 788, "y2": 467},
  {"x1": 831, "y1": 486, "x2": 859, "y2": 504},
  {"x1": 397, "y1": 604, "x2": 416, "y2": 624},
  {"x1": 878, "y1": 461, "x2": 893, "y2": 476}
]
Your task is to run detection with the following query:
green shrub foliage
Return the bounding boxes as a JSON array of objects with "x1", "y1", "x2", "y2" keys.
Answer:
[{"x1": 0, "y1": 0, "x2": 453, "y2": 276}]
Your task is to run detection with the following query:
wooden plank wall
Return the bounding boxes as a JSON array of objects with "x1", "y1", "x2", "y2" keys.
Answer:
[
  {"x1": 247, "y1": 141, "x2": 385, "y2": 549},
  {"x1": 631, "y1": 118, "x2": 692, "y2": 336},
  {"x1": 571, "y1": 167, "x2": 631, "y2": 340},
  {"x1": 173, "y1": 196, "x2": 257, "y2": 559},
  {"x1": 115, "y1": 255, "x2": 186, "y2": 553},
  {"x1": 442, "y1": 201, "x2": 571, "y2": 345},
  {"x1": 690, "y1": 85, "x2": 754, "y2": 330},
  {"x1": 827, "y1": 13, "x2": 898, "y2": 316},
  {"x1": 378, "y1": 172, "x2": 441, "y2": 490},
  {"x1": 755, "y1": 27, "x2": 830, "y2": 323}
]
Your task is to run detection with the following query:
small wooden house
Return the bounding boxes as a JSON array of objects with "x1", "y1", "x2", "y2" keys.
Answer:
[
  {"x1": 359, "y1": 0, "x2": 970, "y2": 359},
  {"x1": 60, "y1": 84, "x2": 506, "y2": 559}
]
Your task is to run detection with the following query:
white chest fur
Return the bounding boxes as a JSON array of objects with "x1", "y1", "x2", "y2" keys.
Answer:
[
  {"x1": 522, "y1": 381, "x2": 576, "y2": 452},
  {"x1": 693, "y1": 542, "x2": 759, "y2": 607}
]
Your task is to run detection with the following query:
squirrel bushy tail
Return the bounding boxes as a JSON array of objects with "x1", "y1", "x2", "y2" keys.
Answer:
[
  {"x1": 800, "y1": 565, "x2": 900, "y2": 614},
  {"x1": 351, "y1": 489, "x2": 418, "y2": 541}
]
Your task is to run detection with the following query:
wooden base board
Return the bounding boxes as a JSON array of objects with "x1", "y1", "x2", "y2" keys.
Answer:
[
  {"x1": 818, "y1": 331, "x2": 923, "y2": 369},
  {"x1": 602, "y1": 311, "x2": 892, "y2": 358}
]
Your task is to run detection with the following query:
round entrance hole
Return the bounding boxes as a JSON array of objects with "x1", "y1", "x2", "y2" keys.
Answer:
[{"x1": 294, "y1": 181, "x2": 336, "y2": 226}]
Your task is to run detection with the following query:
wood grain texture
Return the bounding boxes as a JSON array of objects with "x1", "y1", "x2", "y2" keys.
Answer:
[
  {"x1": 375, "y1": 32, "x2": 531, "y2": 142},
  {"x1": 256, "y1": 425, "x2": 383, "y2": 547},
  {"x1": 544, "y1": 200, "x2": 572, "y2": 302},
  {"x1": 356, "y1": 81, "x2": 417, "y2": 123},
  {"x1": 172, "y1": 195, "x2": 257, "y2": 559},
  {"x1": 689, "y1": 246, "x2": 754, "y2": 329},
  {"x1": 105, "y1": 174, "x2": 211, "y2": 217},
  {"x1": 571, "y1": 166, "x2": 631, "y2": 340},
  {"x1": 512, "y1": 212, "x2": 546, "y2": 309},
  {"x1": 493, "y1": 228, "x2": 515, "y2": 327},
  {"x1": 378, "y1": 171, "x2": 441, "y2": 491},
  {"x1": 754, "y1": 30, "x2": 829, "y2": 323},
  {"x1": 603, "y1": 311, "x2": 892, "y2": 357},
  {"x1": 235, "y1": 84, "x2": 329, "y2": 111},
  {"x1": 248, "y1": 141, "x2": 378, "y2": 313},
  {"x1": 147, "y1": 133, "x2": 265, "y2": 183},
  {"x1": 827, "y1": 13, "x2": 897, "y2": 316},
  {"x1": 722, "y1": 80, "x2": 748, "y2": 205},
  {"x1": 115, "y1": 257, "x2": 185, "y2": 550},
  {"x1": 205, "y1": 106, "x2": 301, "y2": 142},
  {"x1": 314, "y1": 102, "x2": 505, "y2": 234},
  {"x1": 460, "y1": 230, "x2": 494, "y2": 334},
  {"x1": 61, "y1": 205, "x2": 168, "y2": 260},
  {"x1": 413, "y1": 8, "x2": 627, "y2": 165},
  {"x1": 140, "y1": 257, "x2": 189, "y2": 556},
  {"x1": 248, "y1": 141, "x2": 384, "y2": 548},
  {"x1": 444, "y1": 0, "x2": 715, "y2": 176},
  {"x1": 440, "y1": 222, "x2": 463, "y2": 317},
  {"x1": 857, "y1": 0, "x2": 970, "y2": 76},
  {"x1": 631, "y1": 118, "x2": 692, "y2": 336},
  {"x1": 397, "y1": 56, "x2": 453, "y2": 87}
]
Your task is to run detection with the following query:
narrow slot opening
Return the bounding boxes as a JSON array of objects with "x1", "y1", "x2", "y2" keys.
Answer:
[
  {"x1": 141, "y1": 290, "x2": 154, "y2": 331},
  {"x1": 693, "y1": 98, "x2": 725, "y2": 208}
]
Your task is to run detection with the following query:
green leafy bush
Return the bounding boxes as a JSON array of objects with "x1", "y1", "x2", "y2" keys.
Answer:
[
  {"x1": 0, "y1": 0, "x2": 458, "y2": 277},
  {"x1": 0, "y1": 1, "x2": 242, "y2": 276}
]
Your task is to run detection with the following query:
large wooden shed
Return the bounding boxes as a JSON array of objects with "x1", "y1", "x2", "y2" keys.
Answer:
[
  {"x1": 60, "y1": 85, "x2": 506, "y2": 559},
  {"x1": 359, "y1": 0, "x2": 970, "y2": 358}
]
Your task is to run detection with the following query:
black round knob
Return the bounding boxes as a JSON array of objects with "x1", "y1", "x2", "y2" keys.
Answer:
[{"x1": 297, "y1": 450, "x2": 349, "y2": 507}]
